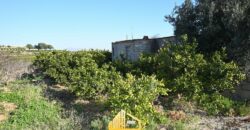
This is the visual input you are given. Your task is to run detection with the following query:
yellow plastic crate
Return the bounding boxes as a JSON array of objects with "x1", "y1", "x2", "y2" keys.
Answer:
[{"x1": 108, "y1": 110, "x2": 142, "y2": 130}]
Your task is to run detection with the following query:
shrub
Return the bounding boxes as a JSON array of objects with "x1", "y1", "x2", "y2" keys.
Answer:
[
  {"x1": 112, "y1": 53, "x2": 156, "y2": 76},
  {"x1": 151, "y1": 36, "x2": 245, "y2": 115},
  {"x1": 35, "y1": 50, "x2": 169, "y2": 125},
  {"x1": 112, "y1": 60, "x2": 141, "y2": 76},
  {"x1": 108, "y1": 74, "x2": 168, "y2": 125},
  {"x1": 153, "y1": 36, "x2": 245, "y2": 98},
  {"x1": 111, "y1": 35, "x2": 245, "y2": 115},
  {"x1": 34, "y1": 39, "x2": 245, "y2": 116},
  {"x1": 200, "y1": 50, "x2": 245, "y2": 94},
  {"x1": 155, "y1": 41, "x2": 206, "y2": 98},
  {"x1": 68, "y1": 64, "x2": 119, "y2": 99},
  {"x1": 237, "y1": 105, "x2": 250, "y2": 116},
  {"x1": 197, "y1": 93, "x2": 235, "y2": 115},
  {"x1": 34, "y1": 50, "x2": 114, "y2": 99},
  {"x1": 90, "y1": 115, "x2": 110, "y2": 130}
]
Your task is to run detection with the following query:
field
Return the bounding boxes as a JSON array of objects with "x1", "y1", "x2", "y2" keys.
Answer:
[{"x1": 0, "y1": 40, "x2": 250, "y2": 130}]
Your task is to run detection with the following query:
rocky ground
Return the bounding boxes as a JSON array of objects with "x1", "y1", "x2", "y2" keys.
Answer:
[
  {"x1": 194, "y1": 116, "x2": 250, "y2": 130},
  {"x1": 49, "y1": 85, "x2": 250, "y2": 130}
]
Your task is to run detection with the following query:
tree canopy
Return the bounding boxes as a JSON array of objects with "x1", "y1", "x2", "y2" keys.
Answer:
[
  {"x1": 26, "y1": 44, "x2": 34, "y2": 50},
  {"x1": 166, "y1": 0, "x2": 250, "y2": 63},
  {"x1": 27, "y1": 43, "x2": 54, "y2": 50}
]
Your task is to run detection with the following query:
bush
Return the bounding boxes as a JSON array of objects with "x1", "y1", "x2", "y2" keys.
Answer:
[
  {"x1": 108, "y1": 74, "x2": 167, "y2": 125},
  {"x1": 112, "y1": 60, "x2": 141, "y2": 76},
  {"x1": 197, "y1": 93, "x2": 235, "y2": 115},
  {"x1": 34, "y1": 39, "x2": 245, "y2": 116},
  {"x1": 34, "y1": 50, "x2": 114, "y2": 99},
  {"x1": 90, "y1": 115, "x2": 110, "y2": 130},
  {"x1": 237, "y1": 105, "x2": 250, "y2": 116},
  {"x1": 112, "y1": 53, "x2": 157, "y2": 76},
  {"x1": 151, "y1": 36, "x2": 245, "y2": 115},
  {"x1": 35, "y1": 50, "x2": 169, "y2": 125},
  {"x1": 111, "y1": 35, "x2": 245, "y2": 115},
  {"x1": 152, "y1": 36, "x2": 245, "y2": 98}
]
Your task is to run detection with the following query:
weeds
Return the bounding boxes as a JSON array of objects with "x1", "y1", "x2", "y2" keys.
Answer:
[{"x1": 0, "y1": 81, "x2": 74, "y2": 130}]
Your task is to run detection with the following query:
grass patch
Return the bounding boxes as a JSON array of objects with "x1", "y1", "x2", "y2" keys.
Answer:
[{"x1": 0, "y1": 81, "x2": 74, "y2": 130}]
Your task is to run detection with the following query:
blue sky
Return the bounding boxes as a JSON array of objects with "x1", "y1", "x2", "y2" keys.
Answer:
[{"x1": 0, "y1": 0, "x2": 184, "y2": 50}]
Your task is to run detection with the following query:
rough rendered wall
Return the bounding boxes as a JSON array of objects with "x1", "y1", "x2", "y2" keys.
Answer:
[
  {"x1": 112, "y1": 37, "x2": 176, "y2": 61},
  {"x1": 112, "y1": 40, "x2": 154, "y2": 61}
]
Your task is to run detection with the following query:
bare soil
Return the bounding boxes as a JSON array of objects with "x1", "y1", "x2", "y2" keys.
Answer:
[{"x1": 0, "y1": 102, "x2": 17, "y2": 123}]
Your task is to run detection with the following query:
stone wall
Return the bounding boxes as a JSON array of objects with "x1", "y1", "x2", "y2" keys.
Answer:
[{"x1": 112, "y1": 36, "x2": 176, "y2": 61}]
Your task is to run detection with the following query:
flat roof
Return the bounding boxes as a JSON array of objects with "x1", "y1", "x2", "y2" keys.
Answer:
[{"x1": 112, "y1": 36, "x2": 175, "y2": 45}]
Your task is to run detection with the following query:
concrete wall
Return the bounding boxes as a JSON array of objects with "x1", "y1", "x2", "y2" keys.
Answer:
[{"x1": 112, "y1": 36, "x2": 176, "y2": 61}]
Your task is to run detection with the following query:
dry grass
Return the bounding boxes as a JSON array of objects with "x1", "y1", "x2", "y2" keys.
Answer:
[
  {"x1": 0, "y1": 52, "x2": 33, "y2": 84},
  {"x1": 167, "y1": 110, "x2": 186, "y2": 121},
  {"x1": 0, "y1": 102, "x2": 17, "y2": 123}
]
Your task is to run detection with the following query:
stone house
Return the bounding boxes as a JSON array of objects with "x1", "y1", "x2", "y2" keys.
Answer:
[{"x1": 112, "y1": 36, "x2": 176, "y2": 61}]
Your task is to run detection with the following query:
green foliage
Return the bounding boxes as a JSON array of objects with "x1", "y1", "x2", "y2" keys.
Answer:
[
  {"x1": 112, "y1": 35, "x2": 245, "y2": 115},
  {"x1": 166, "y1": 0, "x2": 196, "y2": 43},
  {"x1": 26, "y1": 44, "x2": 34, "y2": 50},
  {"x1": 145, "y1": 120, "x2": 158, "y2": 130},
  {"x1": 197, "y1": 93, "x2": 235, "y2": 115},
  {"x1": 34, "y1": 50, "x2": 113, "y2": 99},
  {"x1": 112, "y1": 53, "x2": 158, "y2": 77},
  {"x1": 154, "y1": 37, "x2": 206, "y2": 98},
  {"x1": 200, "y1": 50, "x2": 245, "y2": 94},
  {"x1": 34, "y1": 41, "x2": 245, "y2": 118},
  {"x1": 237, "y1": 105, "x2": 250, "y2": 116},
  {"x1": 155, "y1": 37, "x2": 244, "y2": 115},
  {"x1": 108, "y1": 74, "x2": 167, "y2": 125},
  {"x1": 112, "y1": 60, "x2": 142, "y2": 76},
  {"x1": 0, "y1": 82, "x2": 74, "y2": 129},
  {"x1": 46, "y1": 44, "x2": 54, "y2": 50},
  {"x1": 143, "y1": 36, "x2": 245, "y2": 100},
  {"x1": 168, "y1": 121, "x2": 186, "y2": 130},
  {"x1": 35, "y1": 50, "x2": 168, "y2": 125},
  {"x1": 0, "y1": 104, "x2": 4, "y2": 113},
  {"x1": 90, "y1": 115, "x2": 110, "y2": 130},
  {"x1": 34, "y1": 43, "x2": 54, "y2": 50},
  {"x1": 90, "y1": 118, "x2": 103, "y2": 130},
  {"x1": 166, "y1": 0, "x2": 250, "y2": 63}
]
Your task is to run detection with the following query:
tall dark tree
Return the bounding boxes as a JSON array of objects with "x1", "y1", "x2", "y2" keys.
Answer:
[
  {"x1": 166, "y1": 0, "x2": 197, "y2": 42},
  {"x1": 166, "y1": 0, "x2": 250, "y2": 63}
]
